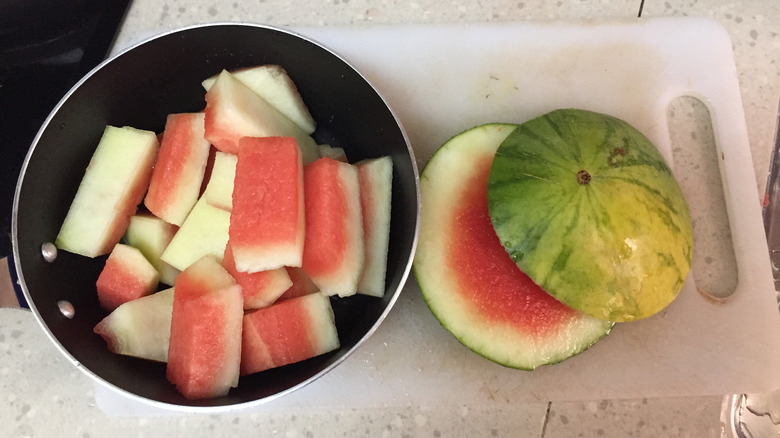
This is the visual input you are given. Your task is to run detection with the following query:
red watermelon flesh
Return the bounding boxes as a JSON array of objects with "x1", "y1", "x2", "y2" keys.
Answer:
[
  {"x1": 144, "y1": 112, "x2": 211, "y2": 226},
  {"x1": 301, "y1": 157, "x2": 364, "y2": 297},
  {"x1": 203, "y1": 70, "x2": 319, "y2": 163},
  {"x1": 223, "y1": 243, "x2": 293, "y2": 309},
  {"x1": 166, "y1": 255, "x2": 243, "y2": 400},
  {"x1": 451, "y1": 155, "x2": 578, "y2": 332},
  {"x1": 240, "y1": 292, "x2": 339, "y2": 376},
  {"x1": 276, "y1": 267, "x2": 319, "y2": 302},
  {"x1": 230, "y1": 136, "x2": 304, "y2": 273},
  {"x1": 96, "y1": 243, "x2": 160, "y2": 312},
  {"x1": 356, "y1": 156, "x2": 393, "y2": 297}
]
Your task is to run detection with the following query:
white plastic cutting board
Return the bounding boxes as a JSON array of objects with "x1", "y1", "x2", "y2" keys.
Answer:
[{"x1": 99, "y1": 17, "x2": 780, "y2": 413}]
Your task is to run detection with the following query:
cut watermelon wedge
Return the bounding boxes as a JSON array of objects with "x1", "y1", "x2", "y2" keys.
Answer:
[
  {"x1": 203, "y1": 69, "x2": 319, "y2": 163},
  {"x1": 96, "y1": 243, "x2": 160, "y2": 312},
  {"x1": 94, "y1": 287, "x2": 174, "y2": 363},
  {"x1": 201, "y1": 64, "x2": 317, "y2": 135},
  {"x1": 166, "y1": 255, "x2": 243, "y2": 400},
  {"x1": 229, "y1": 136, "x2": 305, "y2": 273},
  {"x1": 223, "y1": 243, "x2": 293, "y2": 309},
  {"x1": 240, "y1": 292, "x2": 339, "y2": 376},
  {"x1": 414, "y1": 123, "x2": 614, "y2": 370},
  {"x1": 301, "y1": 157, "x2": 364, "y2": 297},
  {"x1": 144, "y1": 112, "x2": 211, "y2": 226},
  {"x1": 356, "y1": 156, "x2": 393, "y2": 297}
]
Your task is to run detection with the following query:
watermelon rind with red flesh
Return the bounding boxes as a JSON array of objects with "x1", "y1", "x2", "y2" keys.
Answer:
[
  {"x1": 487, "y1": 109, "x2": 693, "y2": 322},
  {"x1": 203, "y1": 69, "x2": 319, "y2": 163},
  {"x1": 414, "y1": 123, "x2": 613, "y2": 370},
  {"x1": 96, "y1": 243, "x2": 160, "y2": 312},
  {"x1": 301, "y1": 157, "x2": 364, "y2": 298},
  {"x1": 223, "y1": 243, "x2": 293, "y2": 309},
  {"x1": 166, "y1": 255, "x2": 243, "y2": 400},
  {"x1": 229, "y1": 136, "x2": 305, "y2": 273},
  {"x1": 356, "y1": 156, "x2": 393, "y2": 297},
  {"x1": 144, "y1": 112, "x2": 211, "y2": 227},
  {"x1": 201, "y1": 64, "x2": 317, "y2": 135},
  {"x1": 240, "y1": 292, "x2": 339, "y2": 376}
]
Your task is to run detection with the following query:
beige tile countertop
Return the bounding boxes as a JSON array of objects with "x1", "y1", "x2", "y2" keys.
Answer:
[{"x1": 2, "y1": 0, "x2": 779, "y2": 437}]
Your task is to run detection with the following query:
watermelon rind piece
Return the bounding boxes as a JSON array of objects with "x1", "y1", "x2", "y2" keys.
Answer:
[
  {"x1": 124, "y1": 213, "x2": 180, "y2": 286},
  {"x1": 55, "y1": 125, "x2": 159, "y2": 257},
  {"x1": 94, "y1": 287, "x2": 174, "y2": 363},
  {"x1": 356, "y1": 156, "x2": 393, "y2": 297},
  {"x1": 160, "y1": 198, "x2": 230, "y2": 272},
  {"x1": 166, "y1": 255, "x2": 243, "y2": 400},
  {"x1": 203, "y1": 70, "x2": 320, "y2": 163},
  {"x1": 301, "y1": 158, "x2": 364, "y2": 298},
  {"x1": 202, "y1": 64, "x2": 317, "y2": 135},
  {"x1": 487, "y1": 109, "x2": 693, "y2": 322},
  {"x1": 240, "y1": 292, "x2": 339, "y2": 376},
  {"x1": 414, "y1": 123, "x2": 613, "y2": 370},
  {"x1": 144, "y1": 112, "x2": 211, "y2": 227},
  {"x1": 96, "y1": 243, "x2": 160, "y2": 312}
]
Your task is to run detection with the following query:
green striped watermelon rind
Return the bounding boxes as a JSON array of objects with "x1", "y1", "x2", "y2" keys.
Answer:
[
  {"x1": 414, "y1": 123, "x2": 614, "y2": 371},
  {"x1": 487, "y1": 109, "x2": 693, "y2": 322}
]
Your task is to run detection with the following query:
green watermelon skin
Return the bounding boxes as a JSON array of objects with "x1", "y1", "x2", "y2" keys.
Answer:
[
  {"x1": 487, "y1": 109, "x2": 693, "y2": 322},
  {"x1": 414, "y1": 123, "x2": 613, "y2": 370}
]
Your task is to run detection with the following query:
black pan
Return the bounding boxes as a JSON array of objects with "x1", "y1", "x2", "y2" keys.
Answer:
[{"x1": 12, "y1": 23, "x2": 420, "y2": 410}]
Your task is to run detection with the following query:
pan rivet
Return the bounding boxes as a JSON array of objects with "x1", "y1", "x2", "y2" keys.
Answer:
[
  {"x1": 57, "y1": 300, "x2": 75, "y2": 319},
  {"x1": 41, "y1": 242, "x2": 58, "y2": 262}
]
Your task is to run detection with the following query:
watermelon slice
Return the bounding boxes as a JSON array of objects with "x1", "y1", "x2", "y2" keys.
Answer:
[
  {"x1": 229, "y1": 136, "x2": 304, "y2": 273},
  {"x1": 414, "y1": 123, "x2": 613, "y2": 370},
  {"x1": 166, "y1": 255, "x2": 243, "y2": 400},
  {"x1": 160, "y1": 197, "x2": 230, "y2": 271},
  {"x1": 94, "y1": 287, "x2": 174, "y2": 363},
  {"x1": 55, "y1": 125, "x2": 159, "y2": 257},
  {"x1": 223, "y1": 243, "x2": 293, "y2": 309},
  {"x1": 201, "y1": 151, "x2": 237, "y2": 212},
  {"x1": 201, "y1": 64, "x2": 317, "y2": 135},
  {"x1": 96, "y1": 243, "x2": 160, "y2": 312},
  {"x1": 301, "y1": 157, "x2": 364, "y2": 297},
  {"x1": 356, "y1": 156, "x2": 393, "y2": 297},
  {"x1": 277, "y1": 267, "x2": 319, "y2": 302},
  {"x1": 240, "y1": 292, "x2": 339, "y2": 376},
  {"x1": 203, "y1": 69, "x2": 319, "y2": 163},
  {"x1": 124, "y1": 212, "x2": 179, "y2": 286},
  {"x1": 144, "y1": 112, "x2": 211, "y2": 226}
]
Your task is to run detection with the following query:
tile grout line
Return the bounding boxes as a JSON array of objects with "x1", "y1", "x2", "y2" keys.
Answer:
[{"x1": 539, "y1": 402, "x2": 552, "y2": 438}]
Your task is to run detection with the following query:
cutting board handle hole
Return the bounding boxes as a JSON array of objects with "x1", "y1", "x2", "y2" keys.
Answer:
[{"x1": 668, "y1": 96, "x2": 738, "y2": 301}]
